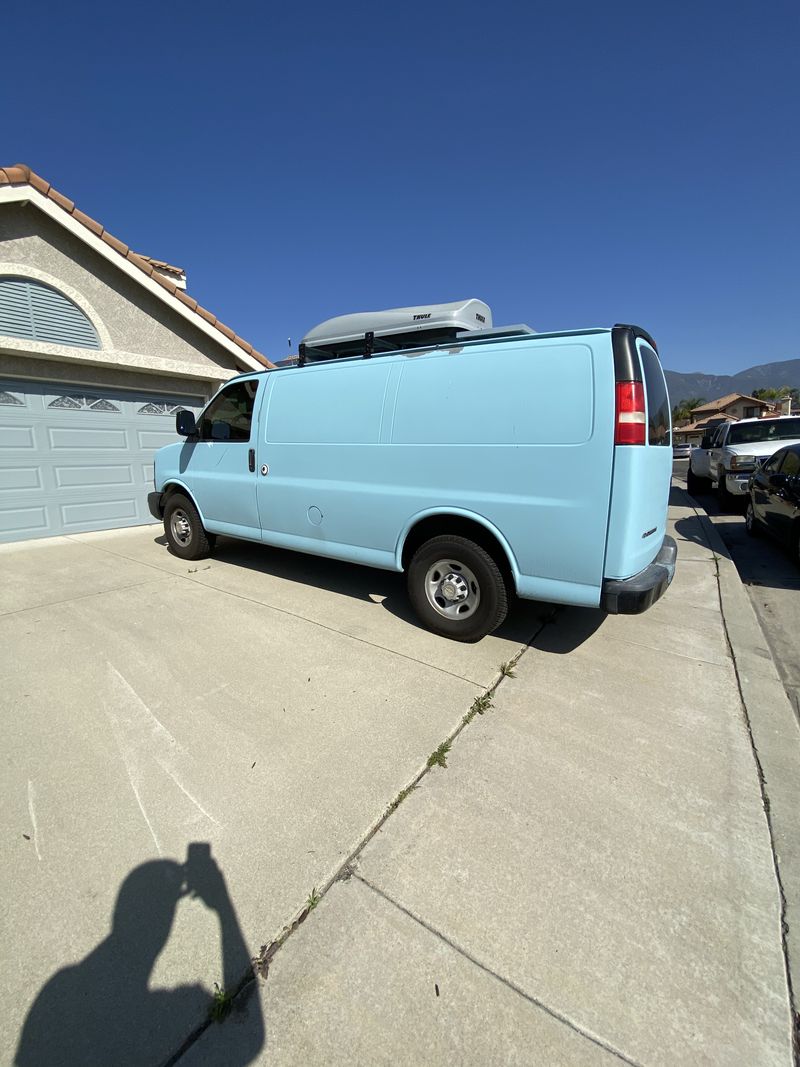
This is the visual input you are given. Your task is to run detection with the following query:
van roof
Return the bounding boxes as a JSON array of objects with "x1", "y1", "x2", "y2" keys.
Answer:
[{"x1": 230, "y1": 326, "x2": 616, "y2": 381}]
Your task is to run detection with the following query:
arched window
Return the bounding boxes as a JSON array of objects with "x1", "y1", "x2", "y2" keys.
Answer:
[{"x1": 0, "y1": 276, "x2": 100, "y2": 349}]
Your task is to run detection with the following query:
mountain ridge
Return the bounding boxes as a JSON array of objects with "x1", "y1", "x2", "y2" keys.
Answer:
[{"x1": 663, "y1": 358, "x2": 800, "y2": 406}]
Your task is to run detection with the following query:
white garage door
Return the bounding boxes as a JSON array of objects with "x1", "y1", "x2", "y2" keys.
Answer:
[{"x1": 0, "y1": 378, "x2": 205, "y2": 542}]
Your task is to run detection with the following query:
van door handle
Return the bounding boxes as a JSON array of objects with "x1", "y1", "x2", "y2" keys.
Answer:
[{"x1": 248, "y1": 448, "x2": 255, "y2": 473}]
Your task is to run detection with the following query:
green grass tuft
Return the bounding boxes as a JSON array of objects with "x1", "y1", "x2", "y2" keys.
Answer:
[
  {"x1": 210, "y1": 982, "x2": 233, "y2": 1023},
  {"x1": 427, "y1": 741, "x2": 451, "y2": 769}
]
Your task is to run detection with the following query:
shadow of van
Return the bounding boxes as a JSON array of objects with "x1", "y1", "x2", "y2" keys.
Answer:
[{"x1": 158, "y1": 535, "x2": 606, "y2": 653}]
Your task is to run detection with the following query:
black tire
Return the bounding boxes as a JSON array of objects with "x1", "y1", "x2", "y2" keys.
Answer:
[
  {"x1": 717, "y1": 474, "x2": 735, "y2": 512},
  {"x1": 407, "y1": 535, "x2": 508, "y2": 642},
  {"x1": 687, "y1": 467, "x2": 710, "y2": 496},
  {"x1": 745, "y1": 499, "x2": 761, "y2": 538},
  {"x1": 163, "y1": 493, "x2": 215, "y2": 560}
]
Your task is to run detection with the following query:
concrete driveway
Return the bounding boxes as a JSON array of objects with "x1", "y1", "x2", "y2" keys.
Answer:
[
  {"x1": 1, "y1": 505, "x2": 795, "y2": 1066},
  {"x1": 1, "y1": 524, "x2": 549, "y2": 1065}
]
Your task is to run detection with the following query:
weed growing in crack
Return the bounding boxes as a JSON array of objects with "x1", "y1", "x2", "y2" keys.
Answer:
[
  {"x1": 462, "y1": 691, "x2": 493, "y2": 726},
  {"x1": 427, "y1": 741, "x2": 451, "y2": 769},
  {"x1": 210, "y1": 982, "x2": 233, "y2": 1022},
  {"x1": 499, "y1": 661, "x2": 517, "y2": 678},
  {"x1": 387, "y1": 784, "x2": 416, "y2": 814},
  {"x1": 305, "y1": 887, "x2": 321, "y2": 911}
]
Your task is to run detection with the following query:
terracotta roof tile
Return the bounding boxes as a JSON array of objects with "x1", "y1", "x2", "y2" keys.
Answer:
[
  {"x1": 72, "y1": 208, "x2": 104, "y2": 237},
  {"x1": 0, "y1": 165, "x2": 31, "y2": 185},
  {"x1": 100, "y1": 231, "x2": 129, "y2": 256},
  {"x1": 47, "y1": 187, "x2": 75, "y2": 213},
  {"x1": 136, "y1": 254, "x2": 185, "y2": 276},
  {"x1": 0, "y1": 163, "x2": 273, "y2": 369},
  {"x1": 692, "y1": 392, "x2": 770, "y2": 412}
]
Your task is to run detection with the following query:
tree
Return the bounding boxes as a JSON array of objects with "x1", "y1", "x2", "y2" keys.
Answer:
[
  {"x1": 752, "y1": 386, "x2": 798, "y2": 402},
  {"x1": 672, "y1": 397, "x2": 705, "y2": 424}
]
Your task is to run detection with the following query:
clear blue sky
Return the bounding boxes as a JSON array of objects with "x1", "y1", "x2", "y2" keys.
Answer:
[{"x1": 3, "y1": 0, "x2": 798, "y2": 373}]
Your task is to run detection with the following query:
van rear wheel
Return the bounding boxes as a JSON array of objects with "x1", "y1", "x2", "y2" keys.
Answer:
[
  {"x1": 407, "y1": 535, "x2": 508, "y2": 642},
  {"x1": 164, "y1": 493, "x2": 215, "y2": 560}
]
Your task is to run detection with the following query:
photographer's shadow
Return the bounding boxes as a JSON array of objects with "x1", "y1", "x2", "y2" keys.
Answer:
[{"x1": 15, "y1": 845, "x2": 263, "y2": 1067}]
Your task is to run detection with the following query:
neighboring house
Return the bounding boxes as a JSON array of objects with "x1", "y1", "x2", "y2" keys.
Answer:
[
  {"x1": 673, "y1": 393, "x2": 776, "y2": 446},
  {"x1": 690, "y1": 393, "x2": 774, "y2": 423},
  {"x1": 673, "y1": 415, "x2": 736, "y2": 446},
  {"x1": 0, "y1": 164, "x2": 273, "y2": 543}
]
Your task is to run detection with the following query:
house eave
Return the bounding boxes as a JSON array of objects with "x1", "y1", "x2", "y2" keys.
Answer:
[{"x1": 0, "y1": 184, "x2": 267, "y2": 374}]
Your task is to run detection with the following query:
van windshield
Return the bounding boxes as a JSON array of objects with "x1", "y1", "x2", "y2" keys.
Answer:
[{"x1": 727, "y1": 418, "x2": 800, "y2": 445}]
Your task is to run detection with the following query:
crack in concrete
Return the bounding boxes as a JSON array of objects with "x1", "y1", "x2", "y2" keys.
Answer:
[
  {"x1": 165, "y1": 621, "x2": 550, "y2": 1063},
  {"x1": 354, "y1": 873, "x2": 644, "y2": 1067},
  {"x1": 0, "y1": 576, "x2": 168, "y2": 619}
]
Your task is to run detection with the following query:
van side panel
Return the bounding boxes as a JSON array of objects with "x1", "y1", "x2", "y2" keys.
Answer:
[
  {"x1": 256, "y1": 361, "x2": 398, "y2": 562},
  {"x1": 388, "y1": 338, "x2": 615, "y2": 602},
  {"x1": 256, "y1": 336, "x2": 616, "y2": 604}
]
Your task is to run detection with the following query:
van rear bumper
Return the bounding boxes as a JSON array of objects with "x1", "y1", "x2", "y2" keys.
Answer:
[{"x1": 600, "y1": 535, "x2": 676, "y2": 614}]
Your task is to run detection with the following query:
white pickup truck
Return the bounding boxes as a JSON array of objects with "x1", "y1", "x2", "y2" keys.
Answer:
[{"x1": 687, "y1": 415, "x2": 800, "y2": 508}]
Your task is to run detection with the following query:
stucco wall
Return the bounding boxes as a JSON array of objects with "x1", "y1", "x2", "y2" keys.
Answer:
[
  {"x1": 0, "y1": 352, "x2": 217, "y2": 400},
  {"x1": 0, "y1": 203, "x2": 244, "y2": 378}
]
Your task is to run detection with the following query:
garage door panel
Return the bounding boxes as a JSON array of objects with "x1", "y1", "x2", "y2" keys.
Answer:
[
  {"x1": 0, "y1": 379, "x2": 205, "y2": 542},
  {"x1": 0, "y1": 426, "x2": 36, "y2": 449},
  {"x1": 137, "y1": 429, "x2": 181, "y2": 449},
  {"x1": 47, "y1": 426, "x2": 130, "y2": 451},
  {"x1": 54, "y1": 465, "x2": 135, "y2": 489},
  {"x1": 60, "y1": 499, "x2": 139, "y2": 528},
  {"x1": 0, "y1": 504, "x2": 49, "y2": 535},
  {"x1": 0, "y1": 467, "x2": 42, "y2": 491}
]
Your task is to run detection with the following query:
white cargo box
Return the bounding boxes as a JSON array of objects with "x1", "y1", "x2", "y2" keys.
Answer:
[{"x1": 300, "y1": 298, "x2": 493, "y2": 362}]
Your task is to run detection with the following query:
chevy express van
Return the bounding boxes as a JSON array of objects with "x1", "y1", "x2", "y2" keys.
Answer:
[{"x1": 149, "y1": 308, "x2": 676, "y2": 641}]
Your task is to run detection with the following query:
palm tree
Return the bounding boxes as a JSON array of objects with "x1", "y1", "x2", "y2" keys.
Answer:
[{"x1": 672, "y1": 397, "x2": 705, "y2": 425}]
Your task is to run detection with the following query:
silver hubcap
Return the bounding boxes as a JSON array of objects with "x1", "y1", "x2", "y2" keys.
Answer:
[
  {"x1": 170, "y1": 508, "x2": 192, "y2": 547},
  {"x1": 424, "y1": 559, "x2": 480, "y2": 620}
]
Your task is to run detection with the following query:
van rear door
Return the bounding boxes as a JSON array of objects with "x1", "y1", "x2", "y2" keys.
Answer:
[{"x1": 604, "y1": 325, "x2": 673, "y2": 582}]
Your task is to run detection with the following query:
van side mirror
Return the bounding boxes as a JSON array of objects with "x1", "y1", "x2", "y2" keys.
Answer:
[{"x1": 176, "y1": 410, "x2": 197, "y2": 437}]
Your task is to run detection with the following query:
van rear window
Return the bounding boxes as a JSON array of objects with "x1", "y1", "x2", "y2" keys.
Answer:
[{"x1": 639, "y1": 344, "x2": 670, "y2": 446}]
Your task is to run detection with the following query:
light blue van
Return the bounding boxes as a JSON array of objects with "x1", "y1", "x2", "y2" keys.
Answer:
[{"x1": 149, "y1": 306, "x2": 676, "y2": 641}]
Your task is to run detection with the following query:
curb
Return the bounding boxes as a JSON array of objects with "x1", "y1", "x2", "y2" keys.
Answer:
[{"x1": 679, "y1": 486, "x2": 800, "y2": 1060}]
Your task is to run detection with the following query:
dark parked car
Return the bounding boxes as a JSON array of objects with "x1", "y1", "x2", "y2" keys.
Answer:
[{"x1": 746, "y1": 444, "x2": 800, "y2": 565}]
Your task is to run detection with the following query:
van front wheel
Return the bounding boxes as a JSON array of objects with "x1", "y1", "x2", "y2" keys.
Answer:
[
  {"x1": 407, "y1": 535, "x2": 508, "y2": 642},
  {"x1": 164, "y1": 493, "x2": 215, "y2": 560}
]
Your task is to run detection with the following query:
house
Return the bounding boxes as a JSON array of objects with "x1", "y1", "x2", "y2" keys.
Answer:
[
  {"x1": 673, "y1": 393, "x2": 775, "y2": 445},
  {"x1": 689, "y1": 393, "x2": 774, "y2": 423},
  {"x1": 0, "y1": 164, "x2": 274, "y2": 543}
]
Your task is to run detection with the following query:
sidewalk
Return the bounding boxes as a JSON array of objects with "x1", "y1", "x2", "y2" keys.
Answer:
[{"x1": 183, "y1": 491, "x2": 797, "y2": 1066}]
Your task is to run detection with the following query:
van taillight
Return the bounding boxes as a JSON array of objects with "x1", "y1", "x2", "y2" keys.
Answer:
[{"x1": 615, "y1": 381, "x2": 646, "y2": 445}]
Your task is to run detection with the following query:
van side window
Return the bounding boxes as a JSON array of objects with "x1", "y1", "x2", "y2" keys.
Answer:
[
  {"x1": 198, "y1": 380, "x2": 259, "y2": 442},
  {"x1": 638, "y1": 344, "x2": 670, "y2": 446}
]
